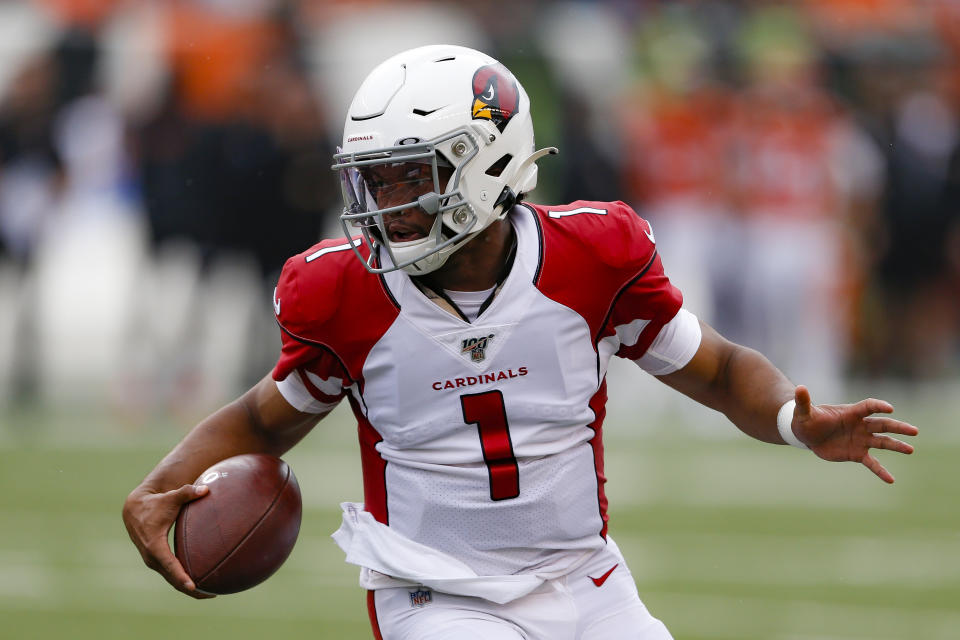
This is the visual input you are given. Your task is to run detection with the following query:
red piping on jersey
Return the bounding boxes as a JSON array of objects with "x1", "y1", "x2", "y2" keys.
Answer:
[
  {"x1": 273, "y1": 238, "x2": 399, "y2": 387},
  {"x1": 522, "y1": 203, "x2": 546, "y2": 285},
  {"x1": 276, "y1": 321, "x2": 357, "y2": 384},
  {"x1": 593, "y1": 249, "x2": 659, "y2": 347},
  {"x1": 275, "y1": 321, "x2": 371, "y2": 416},
  {"x1": 591, "y1": 250, "x2": 660, "y2": 383},
  {"x1": 373, "y1": 252, "x2": 402, "y2": 312}
]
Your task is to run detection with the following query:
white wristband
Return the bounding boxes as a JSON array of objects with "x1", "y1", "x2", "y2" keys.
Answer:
[{"x1": 777, "y1": 399, "x2": 808, "y2": 449}]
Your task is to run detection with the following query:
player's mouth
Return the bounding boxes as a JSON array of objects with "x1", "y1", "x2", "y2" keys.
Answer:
[{"x1": 386, "y1": 223, "x2": 427, "y2": 243}]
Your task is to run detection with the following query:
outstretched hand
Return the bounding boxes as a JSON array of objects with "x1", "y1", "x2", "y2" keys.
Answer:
[{"x1": 789, "y1": 385, "x2": 918, "y2": 483}]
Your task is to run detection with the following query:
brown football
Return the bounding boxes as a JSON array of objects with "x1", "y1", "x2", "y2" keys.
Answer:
[{"x1": 174, "y1": 453, "x2": 302, "y2": 595}]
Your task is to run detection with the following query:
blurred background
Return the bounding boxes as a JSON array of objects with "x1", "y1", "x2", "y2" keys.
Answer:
[{"x1": 0, "y1": 1, "x2": 957, "y2": 639}]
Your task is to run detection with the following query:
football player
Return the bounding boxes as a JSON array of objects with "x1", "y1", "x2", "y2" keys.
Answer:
[{"x1": 123, "y1": 45, "x2": 917, "y2": 640}]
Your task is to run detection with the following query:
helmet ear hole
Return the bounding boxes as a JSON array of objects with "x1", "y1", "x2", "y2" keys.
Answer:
[{"x1": 485, "y1": 154, "x2": 513, "y2": 177}]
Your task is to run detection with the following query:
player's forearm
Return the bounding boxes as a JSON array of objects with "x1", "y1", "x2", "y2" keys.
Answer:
[
  {"x1": 135, "y1": 378, "x2": 320, "y2": 494},
  {"x1": 707, "y1": 345, "x2": 795, "y2": 444},
  {"x1": 660, "y1": 324, "x2": 794, "y2": 444},
  {"x1": 135, "y1": 400, "x2": 276, "y2": 494}
]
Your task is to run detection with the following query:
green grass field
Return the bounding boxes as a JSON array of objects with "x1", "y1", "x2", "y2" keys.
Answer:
[{"x1": 0, "y1": 382, "x2": 956, "y2": 640}]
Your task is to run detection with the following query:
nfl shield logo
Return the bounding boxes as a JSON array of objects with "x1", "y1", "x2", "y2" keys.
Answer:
[
  {"x1": 409, "y1": 588, "x2": 432, "y2": 608},
  {"x1": 461, "y1": 334, "x2": 495, "y2": 363}
]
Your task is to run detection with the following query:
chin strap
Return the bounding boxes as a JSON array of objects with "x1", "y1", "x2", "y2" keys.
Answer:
[{"x1": 494, "y1": 186, "x2": 517, "y2": 214}]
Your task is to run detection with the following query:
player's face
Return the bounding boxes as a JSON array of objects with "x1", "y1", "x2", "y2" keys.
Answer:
[{"x1": 360, "y1": 162, "x2": 453, "y2": 242}]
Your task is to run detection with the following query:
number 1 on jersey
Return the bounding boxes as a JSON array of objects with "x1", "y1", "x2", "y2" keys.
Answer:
[{"x1": 460, "y1": 390, "x2": 520, "y2": 501}]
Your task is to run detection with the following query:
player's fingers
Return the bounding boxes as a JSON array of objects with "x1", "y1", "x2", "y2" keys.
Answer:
[
  {"x1": 793, "y1": 385, "x2": 813, "y2": 417},
  {"x1": 169, "y1": 483, "x2": 209, "y2": 506},
  {"x1": 864, "y1": 417, "x2": 919, "y2": 437},
  {"x1": 152, "y1": 544, "x2": 216, "y2": 599},
  {"x1": 862, "y1": 453, "x2": 895, "y2": 484},
  {"x1": 853, "y1": 397, "x2": 894, "y2": 418},
  {"x1": 871, "y1": 435, "x2": 915, "y2": 456}
]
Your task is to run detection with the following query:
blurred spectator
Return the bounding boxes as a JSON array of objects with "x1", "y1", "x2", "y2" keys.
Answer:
[
  {"x1": 0, "y1": 45, "x2": 64, "y2": 407},
  {"x1": 724, "y1": 5, "x2": 885, "y2": 398},
  {"x1": 35, "y1": 0, "x2": 122, "y2": 29},
  {"x1": 535, "y1": 0, "x2": 633, "y2": 202},
  {"x1": 861, "y1": 60, "x2": 960, "y2": 377},
  {"x1": 164, "y1": 0, "x2": 284, "y2": 123},
  {"x1": 807, "y1": 0, "x2": 925, "y2": 43},
  {"x1": 0, "y1": 51, "x2": 64, "y2": 265},
  {"x1": 556, "y1": 91, "x2": 621, "y2": 204},
  {"x1": 133, "y1": 0, "x2": 334, "y2": 279},
  {"x1": 120, "y1": 0, "x2": 338, "y2": 414}
]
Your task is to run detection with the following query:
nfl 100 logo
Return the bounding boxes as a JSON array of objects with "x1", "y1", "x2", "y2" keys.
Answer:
[
  {"x1": 409, "y1": 588, "x2": 432, "y2": 608},
  {"x1": 461, "y1": 334, "x2": 495, "y2": 362}
]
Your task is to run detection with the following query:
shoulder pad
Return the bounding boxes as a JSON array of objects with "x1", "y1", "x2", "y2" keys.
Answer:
[
  {"x1": 532, "y1": 200, "x2": 656, "y2": 270},
  {"x1": 273, "y1": 237, "x2": 368, "y2": 340}
]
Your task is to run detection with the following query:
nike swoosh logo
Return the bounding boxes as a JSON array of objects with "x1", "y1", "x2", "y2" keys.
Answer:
[
  {"x1": 588, "y1": 563, "x2": 618, "y2": 587},
  {"x1": 273, "y1": 287, "x2": 281, "y2": 316},
  {"x1": 643, "y1": 221, "x2": 655, "y2": 244}
]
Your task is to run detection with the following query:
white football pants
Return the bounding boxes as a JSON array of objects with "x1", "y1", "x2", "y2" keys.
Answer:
[{"x1": 368, "y1": 537, "x2": 673, "y2": 640}]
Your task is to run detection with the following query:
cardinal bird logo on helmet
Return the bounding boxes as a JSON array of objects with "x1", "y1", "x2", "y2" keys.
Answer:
[{"x1": 471, "y1": 64, "x2": 520, "y2": 133}]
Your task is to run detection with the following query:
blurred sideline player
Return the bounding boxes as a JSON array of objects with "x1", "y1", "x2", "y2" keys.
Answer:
[{"x1": 123, "y1": 45, "x2": 917, "y2": 640}]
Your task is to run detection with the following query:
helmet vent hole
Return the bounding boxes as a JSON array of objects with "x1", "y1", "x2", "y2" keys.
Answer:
[
  {"x1": 434, "y1": 56, "x2": 456, "y2": 62},
  {"x1": 413, "y1": 107, "x2": 441, "y2": 116},
  {"x1": 485, "y1": 154, "x2": 513, "y2": 177}
]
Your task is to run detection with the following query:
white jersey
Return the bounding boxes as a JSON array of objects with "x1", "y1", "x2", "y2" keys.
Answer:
[{"x1": 272, "y1": 201, "x2": 701, "y2": 579}]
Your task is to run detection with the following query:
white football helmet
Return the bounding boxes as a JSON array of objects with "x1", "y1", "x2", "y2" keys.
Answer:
[{"x1": 333, "y1": 45, "x2": 557, "y2": 274}]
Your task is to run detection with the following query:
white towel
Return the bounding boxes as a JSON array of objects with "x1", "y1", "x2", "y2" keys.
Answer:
[{"x1": 331, "y1": 502, "x2": 545, "y2": 604}]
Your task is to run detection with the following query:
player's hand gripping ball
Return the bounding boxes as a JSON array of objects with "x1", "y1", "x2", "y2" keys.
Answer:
[{"x1": 174, "y1": 453, "x2": 302, "y2": 594}]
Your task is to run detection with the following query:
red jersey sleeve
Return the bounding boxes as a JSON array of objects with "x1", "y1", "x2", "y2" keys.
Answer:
[
  {"x1": 602, "y1": 203, "x2": 683, "y2": 359},
  {"x1": 608, "y1": 250, "x2": 684, "y2": 360},
  {"x1": 532, "y1": 200, "x2": 683, "y2": 358},
  {"x1": 271, "y1": 246, "x2": 350, "y2": 400}
]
